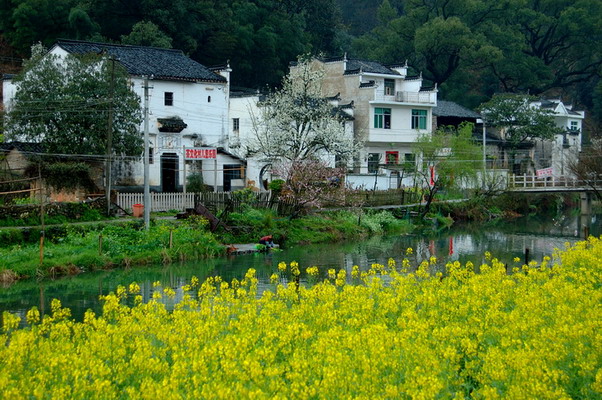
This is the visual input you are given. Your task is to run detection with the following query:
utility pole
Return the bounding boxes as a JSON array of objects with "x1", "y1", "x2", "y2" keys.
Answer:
[
  {"x1": 482, "y1": 118, "x2": 487, "y2": 188},
  {"x1": 143, "y1": 76, "x2": 152, "y2": 229},
  {"x1": 106, "y1": 57, "x2": 115, "y2": 216}
]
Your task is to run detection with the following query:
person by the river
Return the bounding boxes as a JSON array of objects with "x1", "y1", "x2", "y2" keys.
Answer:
[{"x1": 259, "y1": 235, "x2": 275, "y2": 248}]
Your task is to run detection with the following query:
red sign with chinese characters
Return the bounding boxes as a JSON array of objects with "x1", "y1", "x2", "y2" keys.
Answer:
[{"x1": 184, "y1": 147, "x2": 217, "y2": 160}]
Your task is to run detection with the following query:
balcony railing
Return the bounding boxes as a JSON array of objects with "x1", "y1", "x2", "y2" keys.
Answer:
[
  {"x1": 395, "y1": 91, "x2": 435, "y2": 104},
  {"x1": 375, "y1": 90, "x2": 436, "y2": 104}
]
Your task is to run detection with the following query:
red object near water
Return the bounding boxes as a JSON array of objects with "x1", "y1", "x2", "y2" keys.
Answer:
[{"x1": 133, "y1": 204, "x2": 144, "y2": 218}]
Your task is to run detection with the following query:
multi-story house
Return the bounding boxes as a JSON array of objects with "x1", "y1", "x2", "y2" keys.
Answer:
[
  {"x1": 317, "y1": 56, "x2": 437, "y2": 189},
  {"x1": 3, "y1": 39, "x2": 245, "y2": 192},
  {"x1": 531, "y1": 99, "x2": 585, "y2": 177}
]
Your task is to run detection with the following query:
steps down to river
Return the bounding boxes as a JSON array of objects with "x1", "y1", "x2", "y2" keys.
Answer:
[{"x1": 226, "y1": 243, "x2": 280, "y2": 255}]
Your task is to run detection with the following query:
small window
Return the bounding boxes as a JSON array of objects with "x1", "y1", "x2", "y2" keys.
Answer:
[
  {"x1": 404, "y1": 153, "x2": 415, "y2": 164},
  {"x1": 233, "y1": 118, "x2": 240, "y2": 132},
  {"x1": 164, "y1": 92, "x2": 173, "y2": 106},
  {"x1": 570, "y1": 121, "x2": 579, "y2": 131},
  {"x1": 384, "y1": 79, "x2": 395, "y2": 96},
  {"x1": 368, "y1": 153, "x2": 380, "y2": 173},
  {"x1": 411, "y1": 109, "x2": 427, "y2": 130},
  {"x1": 149, "y1": 147, "x2": 154, "y2": 164},
  {"x1": 374, "y1": 107, "x2": 391, "y2": 129},
  {"x1": 385, "y1": 151, "x2": 399, "y2": 165},
  {"x1": 208, "y1": 96, "x2": 211, "y2": 103}
]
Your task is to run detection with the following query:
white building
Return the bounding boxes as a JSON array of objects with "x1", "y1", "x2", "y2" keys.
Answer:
[
  {"x1": 316, "y1": 56, "x2": 437, "y2": 190},
  {"x1": 531, "y1": 99, "x2": 585, "y2": 177},
  {"x1": 3, "y1": 39, "x2": 246, "y2": 192}
]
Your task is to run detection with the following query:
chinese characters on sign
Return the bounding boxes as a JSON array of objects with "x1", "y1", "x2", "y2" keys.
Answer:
[
  {"x1": 184, "y1": 147, "x2": 217, "y2": 160},
  {"x1": 536, "y1": 167, "x2": 553, "y2": 178}
]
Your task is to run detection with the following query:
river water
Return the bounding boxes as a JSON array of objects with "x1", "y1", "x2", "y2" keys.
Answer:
[{"x1": 1, "y1": 211, "x2": 599, "y2": 322}]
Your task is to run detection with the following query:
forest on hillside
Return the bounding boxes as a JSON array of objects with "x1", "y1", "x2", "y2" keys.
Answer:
[{"x1": 0, "y1": 0, "x2": 601, "y2": 126}]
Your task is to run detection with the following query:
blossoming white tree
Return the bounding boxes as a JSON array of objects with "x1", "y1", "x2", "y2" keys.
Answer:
[
  {"x1": 250, "y1": 57, "x2": 360, "y2": 164},
  {"x1": 249, "y1": 57, "x2": 360, "y2": 214}
]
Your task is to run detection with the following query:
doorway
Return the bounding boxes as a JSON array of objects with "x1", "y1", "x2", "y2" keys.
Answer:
[
  {"x1": 223, "y1": 164, "x2": 242, "y2": 192},
  {"x1": 161, "y1": 153, "x2": 178, "y2": 192}
]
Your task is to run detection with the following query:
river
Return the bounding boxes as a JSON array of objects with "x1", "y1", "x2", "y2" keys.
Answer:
[{"x1": 1, "y1": 210, "x2": 599, "y2": 323}]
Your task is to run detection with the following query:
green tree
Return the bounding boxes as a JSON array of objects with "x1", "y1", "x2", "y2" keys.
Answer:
[
  {"x1": 0, "y1": 0, "x2": 98, "y2": 54},
  {"x1": 413, "y1": 122, "x2": 482, "y2": 217},
  {"x1": 121, "y1": 21, "x2": 173, "y2": 48},
  {"x1": 478, "y1": 94, "x2": 563, "y2": 172},
  {"x1": 4, "y1": 44, "x2": 143, "y2": 156},
  {"x1": 486, "y1": 0, "x2": 602, "y2": 95}
]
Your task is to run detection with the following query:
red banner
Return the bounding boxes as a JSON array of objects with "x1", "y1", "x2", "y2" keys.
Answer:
[{"x1": 184, "y1": 147, "x2": 217, "y2": 160}]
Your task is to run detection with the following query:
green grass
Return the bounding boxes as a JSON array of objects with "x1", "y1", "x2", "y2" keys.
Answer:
[{"x1": 0, "y1": 221, "x2": 224, "y2": 281}]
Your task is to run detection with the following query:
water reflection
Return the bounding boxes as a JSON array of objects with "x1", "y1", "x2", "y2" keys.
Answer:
[{"x1": 1, "y1": 212, "x2": 599, "y2": 323}]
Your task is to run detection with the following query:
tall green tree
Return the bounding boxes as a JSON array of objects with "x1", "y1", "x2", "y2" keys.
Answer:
[
  {"x1": 120, "y1": 21, "x2": 172, "y2": 48},
  {"x1": 4, "y1": 44, "x2": 143, "y2": 156},
  {"x1": 0, "y1": 0, "x2": 98, "y2": 53},
  {"x1": 413, "y1": 122, "x2": 482, "y2": 217}
]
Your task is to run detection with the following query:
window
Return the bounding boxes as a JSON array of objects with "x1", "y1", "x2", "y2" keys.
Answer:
[
  {"x1": 384, "y1": 79, "x2": 395, "y2": 95},
  {"x1": 164, "y1": 92, "x2": 173, "y2": 106},
  {"x1": 374, "y1": 107, "x2": 391, "y2": 129},
  {"x1": 149, "y1": 147, "x2": 154, "y2": 164},
  {"x1": 570, "y1": 121, "x2": 579, "y2": 131},
  {"x1": 368, "y1": 153, "x2": 380, "y2": 173},
  {"x1": 411, "y1": 109, "x2": 427, "y2": 130},
  {"x1": 233, "y1": 118, "x2": 240, "y2": 132},
  {"x1": 208, "y1": 96, "x2": 211, "y2": 103},
  {"x1": 404, "y1": 153, "x2": 415, "y2": 164},
  {"x1": 385, "y1": 151, "x2": 399, "y2": 165}
]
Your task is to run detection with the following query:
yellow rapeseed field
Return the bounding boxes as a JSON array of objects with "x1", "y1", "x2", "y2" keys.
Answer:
[{"x1": 1, "y1": 237, "x2": 602, "y2": 399}]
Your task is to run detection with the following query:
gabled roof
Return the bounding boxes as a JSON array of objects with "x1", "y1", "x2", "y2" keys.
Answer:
[
  {"x1": 345, "y1": 59, "x2": 400, "y2": 76},
  {"x1": 433, "y1": 100, "x2": 481, "y2": 119},
  {"x1": 54, "y1": 39, "x2": 226, "y2": 83}
]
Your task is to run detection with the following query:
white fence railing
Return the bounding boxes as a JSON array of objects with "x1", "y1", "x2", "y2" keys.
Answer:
[
  {"x1": 508, "y1": 174, "x2": 602, "y2": 189},
  {"x1": 116, "y1": 191, "x2": 273, "y2": 213}
]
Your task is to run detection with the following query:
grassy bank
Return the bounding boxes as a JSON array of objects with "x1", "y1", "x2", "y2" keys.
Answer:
[
  {"x1": 0, "y1": 209, "x2": 413, "y2": 283},
  {"x1": 0, "y1": 219, "x2": 224, "y2": 283},
  {"x1": 2, "y1": 238, "x2": 600, "y2": 398},
  {"x1": 218, "y1": 208, "x2": 413, "y2": 245}
]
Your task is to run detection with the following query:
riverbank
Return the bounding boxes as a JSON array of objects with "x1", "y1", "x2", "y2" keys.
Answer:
[{"x1": 0, "y1": 209, "x2": 413, "y2": 283}]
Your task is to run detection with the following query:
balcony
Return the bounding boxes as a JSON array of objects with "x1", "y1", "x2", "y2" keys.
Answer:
[
  {"x1": 374, "y1": 90, "x2": 436, "y2": 104},
  {"x1": 367, "y1": 128, "x2": 424, "y2": 144}
]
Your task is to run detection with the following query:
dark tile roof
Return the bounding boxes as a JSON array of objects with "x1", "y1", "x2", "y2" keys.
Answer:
[
  {"x1": 0, "y1": 141, "x2": 45, "y2": 155},
  {"x1": 359, "y1": 80, "x2": 376, "y2": 88},
  {"x1": 217, "y1": 147, "x2": 245, "y2": 162},
  {"x1": 345, "y1": 59, "x2": 400, "y2": 76},
  {"x1": 433, "y1": 100, "x2": 481, "y2": 119},
  {"x1": 55, "y1": 39, "x2": 226, "y2": 83},
  {"x1": 539, "y1": 99, "x2": 558, "y2": 109}
]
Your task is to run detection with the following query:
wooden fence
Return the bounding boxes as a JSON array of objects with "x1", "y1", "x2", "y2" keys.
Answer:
[
  {"x1": 117, "y1": 191, "x2": 274, "y2": 213},
  {"x1": 117, "y1": 189, "x2": 422, "y2": 215}
]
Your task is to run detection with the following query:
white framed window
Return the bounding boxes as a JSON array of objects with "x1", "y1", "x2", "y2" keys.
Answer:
[
  {"x1": 570, "y1": 120, "x2": 579, "y2": 131},
  {"x1": 384, "y1": 79, "x2": 395, "y2": 95},
  {"x1": 374, "y1": 107, "x2": 391, "y2": 129},
  {"x1": 233, "y1": 118, "x2": 240, "y2": 132},
  {"x1": 411, "y1": 109, "x2": 427, "y2": 130},
  {"x1": 368, "y1": 153, "x2": 380, "y2": 173}
]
